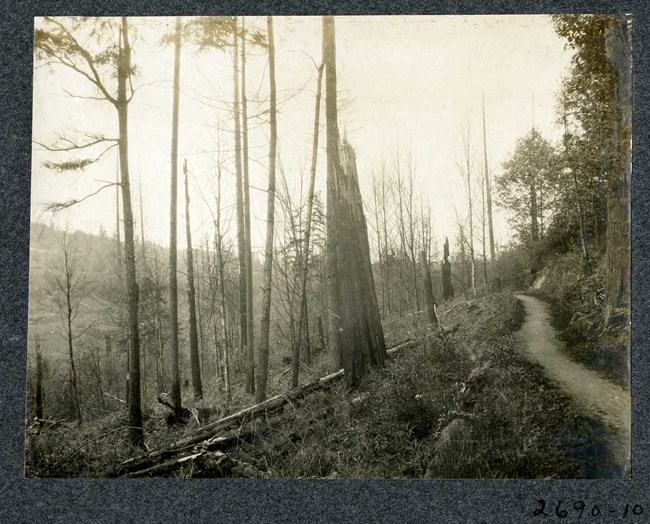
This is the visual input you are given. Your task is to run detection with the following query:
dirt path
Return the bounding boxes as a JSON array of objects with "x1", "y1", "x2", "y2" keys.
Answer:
[{"x1": 514, "y1": 294, "x2": 630, "y2": 473}]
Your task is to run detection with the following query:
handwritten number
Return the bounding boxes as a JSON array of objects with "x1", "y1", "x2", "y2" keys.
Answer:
[
  {"x1": 533, "y1": 499, "x2": 549, "y2": 517},
  {"x1": 555, "y1": 500, "x2": 568, "y2": 518},
  {"x1": 532, "y1": 500, "x2": 641, "y2": 518},
  {"x1": 573, "y1": 501, "x2": 585, "y2": 518}
]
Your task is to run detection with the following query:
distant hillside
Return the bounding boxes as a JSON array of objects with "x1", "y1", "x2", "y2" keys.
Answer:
[{"x1": 26, "y1": 222, "x2": 261, "y2": 363}]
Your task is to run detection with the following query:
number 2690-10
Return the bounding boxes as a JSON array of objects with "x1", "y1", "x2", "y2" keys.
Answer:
[{"x1": 533, "y1": 499, "x2": 643, "y2": 519}]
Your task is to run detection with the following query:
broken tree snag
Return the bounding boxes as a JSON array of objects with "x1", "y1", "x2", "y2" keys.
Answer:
[
  {"x1": 323, "y1": 16, "x2": 387, "y2": 389},
  {"x1": 331, "y1": 139, "x2": 388, "y2": 388},
  {"x1": 421, "y1": 250, "x2": 438, "y2": 326},
  {"x1": 442, "y1": 236, "x2": 454, "y2": 301}
]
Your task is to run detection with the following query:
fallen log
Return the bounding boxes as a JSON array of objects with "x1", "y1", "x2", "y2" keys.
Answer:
[
  {"x1": 386, "y1": 339, "x2": 417, "y2": 357},
  {"x1": 126, "y1": 450, "x2": 270, "y2": 479},
  {"x1": 116, "y1": 369, "x2": 345, "y2": 476},
  {"x1": 116, "y1": 339, "x2": 418, "y2": 477}
]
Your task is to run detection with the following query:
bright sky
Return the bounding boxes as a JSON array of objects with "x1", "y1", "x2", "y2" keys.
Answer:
[{"x1": 31, "y1": 15, "x2": 573, "y2": 258}]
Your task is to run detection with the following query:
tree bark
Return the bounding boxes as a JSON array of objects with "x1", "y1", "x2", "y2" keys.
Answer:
[
  {"x1": 256, "y1": 16, "x2": 278, "y2": 403},
  {"x1": 465, "y1": 129, "x2": 477, "y2": 296},
  {"x1": 241, "y1": 17, "x2": 256, "y2": 395},
  {"x1": 324, "y1": 18, "x2": 342, "y2": 371},
  {"x1": 292, "y1": 57, "x2": 325, "y2": 388},
  {"x1": 482, "y1": 94, "x2": 496, "y2": 262},
  {"x1": 184, "y1": 160, "x2": 203, "y2": 400},
  {"x1": 215, "y1": 147, "x2": 231, "y2": 401},
  {"x1": 605, "y1": 15, "x2": 631, "y2": 327},
  {"x1": 421, "y1": 250, "x2": 438, "y2": 326},
  {"x1": 168, "y1": 16, "x2": 182, "y2": 413},
  {"x1": 323, "y1": 16, "x2": 387, "y2": 388},
  {"x1": 232, "y1": 17, "x2": 248, "y2": 382},
  {"x1": 118, "y1": 18, "x2": 144, "y2": 447}
]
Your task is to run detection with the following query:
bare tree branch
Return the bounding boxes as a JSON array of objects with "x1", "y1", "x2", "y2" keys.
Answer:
[{"x1": 44, "y1": 182, "x2": 120, "y2": 212}]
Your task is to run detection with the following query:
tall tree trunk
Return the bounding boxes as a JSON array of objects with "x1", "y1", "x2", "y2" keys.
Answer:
[
  {"x1": 605, "y1": 15, "x2": 631, "y2": 327},
  {"x1": 232, "y1": 17, "x2": 248, "y2": 383},
  {"x1": 241, "y1": 17, "x2": 255, "y2": 395},
  {"x1": 139, "y1": 179, "x2": 146, "y2": 263},
  {"x1": 324, "y1": 17, "x2": 342, "y2": 370},
  {"x1": 465, "y1": 130, "x2": 477, "y2": 296},
  {"x1": 292, "y1": 58, "x2": 325, "y2": 388},
  {"x1": 372, "y1": 177, "x2": 386, "y2": 316},
  {"x1": 215, "y1": 139, "x2": 231, "y2": 401},
  {"x1": 184, "y1": 160, "x2": 203, "y2": 400},
  {"x1": 302, "y1": 302, "x2": 311, "y2": 365},
  {"x1": 64, "y1": 254, "x2": 82, "y2": 424},
  {"x1": 421, "y1": 250, "x2": 438, "y2": 326},
  {"x1": 256, "y1": 16, "x2": 278, "y2": 402},
  {"x1": 138, "y1": 179, "x2": 148, "y2": 401},
  {"x1": 317, "y1": 316, "x2": 326, "y2": 355},
  {"x1": 381, "y1": 173, "x2": 391, "y2": 314},
  {"x1": 168, "y1": 16, "x2": 182, "y2": 413},
  {"x1": 562, "y1": 106, "x2": 592, "y2": 271},
  {"x1": 481, "y1": 173, "x2": 488, "y2": 286},
  {"x1": 530, "y1": 178, "x2": 539, "y2": 243},
  {"x1": 118, "y1": 17, "x2": 144, "y2": 447},
  {"x1": 323, "y1": 16, "x2": 387, "y2": 387},
  {"x1": 35, "y1": 339, "x2": 44, "y2": 421},
  {"x1": 116, "y1": 161, "x2": 122, "y2": 263},
  {"x1": 482, "y1": 95, "x2": 496, "y2": 262}
]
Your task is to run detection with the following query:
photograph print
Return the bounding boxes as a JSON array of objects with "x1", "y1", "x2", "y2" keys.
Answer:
[{"x1": 25, "y1": 14, "x2": 631, "y2": 479}]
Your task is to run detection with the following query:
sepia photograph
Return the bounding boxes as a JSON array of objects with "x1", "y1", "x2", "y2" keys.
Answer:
[{"x1": 25, "y1": 14, "x2": 631, "y2": 479}]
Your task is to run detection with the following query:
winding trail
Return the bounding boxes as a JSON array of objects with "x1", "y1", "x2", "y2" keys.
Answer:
[{"x1": 514, "y1": 294, "x2": 630, "y2": 473}]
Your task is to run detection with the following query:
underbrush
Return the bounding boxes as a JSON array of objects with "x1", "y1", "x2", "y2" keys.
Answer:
[
  {"x1": 224, "y1": 293, "x2": 605, "y2": 479},
  {"x1": 26, "y1": 292, "x2": 615, "y2": 479},
  {"x1": 536, "y1": 251, "x2": 629, "y2": 388}
]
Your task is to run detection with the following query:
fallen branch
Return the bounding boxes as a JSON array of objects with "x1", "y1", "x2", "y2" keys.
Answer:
[
  {"x1": 439, "y1": 301, "x2": 474, "y2": 318},
  {"x1": 386, "y1": 339, "x2": 417, "y2": 357},
  {"x1": 384, "y1": 310, "x2": 425, "y2": 325},
  {"x1": 125, "y1": 450, "x2": 270, "y2": 479},
  {"x1": 103, "y1": 392, "x2": 126, "y2": 404},
  {"x1": 116, "y1": 339, "x2": 418, "y2": 477}
]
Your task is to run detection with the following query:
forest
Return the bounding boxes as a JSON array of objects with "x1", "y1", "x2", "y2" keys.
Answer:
[{"x1": 25, "y1": 15, "x2": 630, "y2": 479}]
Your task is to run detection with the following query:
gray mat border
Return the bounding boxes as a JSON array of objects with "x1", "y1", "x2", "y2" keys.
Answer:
[{"x1": 0, "y1": 1, "x2": 647, "y2": 522}]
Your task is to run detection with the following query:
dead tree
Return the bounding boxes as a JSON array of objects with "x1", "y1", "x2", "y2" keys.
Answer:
[
  {"x1": 421, "y1": 250, "x2": 438, "y2": 326},
  {"x1": 442, "y1": 237, "x2": 454, "y2": 301},
  {"x1": 323, "y1": 16, "x2": 387, "y2": 387}
]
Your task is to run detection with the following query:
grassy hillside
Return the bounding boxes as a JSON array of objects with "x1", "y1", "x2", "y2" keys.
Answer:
[{"x1": 26, "y1": 292, "x2": 617, "y2": 479}]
